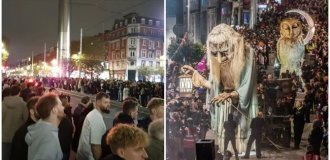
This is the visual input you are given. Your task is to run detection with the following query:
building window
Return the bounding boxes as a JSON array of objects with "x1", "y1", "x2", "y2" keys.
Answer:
[
  {"x1": 121, "y1": 61, "x2": 125, "y2": 68},
  {"x1": 157, "y1": 41, "x2": 161, "y2": 47},
  {"x1": 156, "y1": 21, "x2": 160, "y2": 26},
  {"x1": 151, "y1": 30, "x2": 155, "y2": 36},
  {"x1": 120, "y1": 22, "x2": 123, "y2": 27},
  {"x1": 112, "y1": 53, "x2": 115, "y2": 60},
  {"x1": 130, "y1": 27, "x2": 137, "y2": 33},
  {"x1": 141, "y1": 60, "x2": 145, "y2": 67},
  {"x1": 156, "y1": 50, "x2": 161, "y2": 58},
  {"x1": 130, "y1": 50, "x2": 135, "y2": 57},
  {"x1": 143, "y1": 39, "x2": 146, "y2": 46},
  {"x1": 116, "y1": 61, "x2": 119, "y2": 66},
  {"x1": 116, "y1": 42, "x2": 120, "y2": 49},
  {"x1": 148, "y1": 19, "x2": 153, "y2": 25},
  {"x1": 143, "y1": 28, "x2": 147, "y2": 35},
  {"x1": 121, "y1": 51, "x2": 125, "y2": 58},
  {"x1": 148, "y1": 51, "x2": 153, "y2": 58},
  {"x1": 149, "y1": 61, "x2": 153, "y2": 67},
  {"x1": 141, "y1": 49, "x2": 146, "y2": 58},
  {"x1": 156, "y1": 62, "x2": 160, "y2": 68},
  {"x1": 130, "y1": 38, "x2": 136, "y2": 45},
  {"x1": 117, "y1": 52, "x2": 120, "y2": 59},
  {"x1": 125, "y1": 19, "x2": 128, "y2": 25},
  {"x1": 132, "y1": 17, "x2": 136, "y2": 23},
  {"x1": 141, "y1": 18, "x2": 146, "y2": 24},
  {"x1": 149, "y1": 41, "x2": 154, "y2": 49}
]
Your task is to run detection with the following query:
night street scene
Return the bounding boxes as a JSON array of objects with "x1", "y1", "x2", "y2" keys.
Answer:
[
  {"x1": 2, "y1": 0, "x2": 164, "y2": 160},
  {"x1": 166, "y1": 0, "x2": 327, "y2": 160}
]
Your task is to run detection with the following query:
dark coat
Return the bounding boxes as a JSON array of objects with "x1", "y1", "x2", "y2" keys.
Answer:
[{"x1": 10, "y1": 118, "x2": 35, "y2": 160}]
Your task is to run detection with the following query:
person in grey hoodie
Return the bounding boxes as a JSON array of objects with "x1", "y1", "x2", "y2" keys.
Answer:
[
  {"x1": 25, "y1": 93, "x2": 65, "y2": 160},
  {"x1": 2, "y1": 85, "x2": 28, "y2": 160}
]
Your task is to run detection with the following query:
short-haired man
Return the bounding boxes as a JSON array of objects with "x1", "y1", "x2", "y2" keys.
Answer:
[
  {"x1": 113, "y1": 99, "x2": 139, "y2": 126},
  {"x1": 11, "y1": 96, "x2": 40, "y2": 160},
  {"x1": 138, "y1": 98, "x2": 164, "y2": 132},
  {"x1": 77, "y1": 92, "x2": 110, "y2": 160},
  {"x1": 103, "y1": 124, "x2": 149, "y2": 160},
  {"x1": 2, "y1": 85, "x2": 28, "y2": 160},
  {"x1": 243, "y1": 112, "x2": 265, "y2": 159},
  {"x1": 73, "y1": 96, "x2": 90, "y2": 127},
  {"x1": 25, "y1": 94, "x2": 65, "y2": 160}
]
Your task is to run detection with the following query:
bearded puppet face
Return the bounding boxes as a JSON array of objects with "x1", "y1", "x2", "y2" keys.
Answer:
[
  {"x1": 209, "y1": 41, "x2": 234, "y2": 63},
  {"x1": 207, "y1": 24, "x2": 246, "y2": 87}
]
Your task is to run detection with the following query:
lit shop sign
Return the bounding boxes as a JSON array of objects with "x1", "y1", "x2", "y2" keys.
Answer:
[{"x1": 258, "y1": 4, "x2": 268, "y2": 9}]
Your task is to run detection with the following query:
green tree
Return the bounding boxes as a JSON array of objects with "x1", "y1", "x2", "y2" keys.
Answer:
[
  {"x1": 138, "y1": 66, "x2": 152, "y2": 80},
  {"x1": 2, "y1": 47, "x2": 9, "y2": 64},
  {"x1": 167, "y1": 37, "x2": 204, "y2": 64}
]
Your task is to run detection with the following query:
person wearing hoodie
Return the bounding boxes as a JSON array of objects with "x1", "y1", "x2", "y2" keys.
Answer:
[
  {"x1": 10, "y1": 96, "x2": 40, "y2": 160},
  {"x1": 2, "y1": 85, "x2": 28, "y2": 160},
  {"x1": 25, "y1": 93, "x2": 65, "y2": 160}
]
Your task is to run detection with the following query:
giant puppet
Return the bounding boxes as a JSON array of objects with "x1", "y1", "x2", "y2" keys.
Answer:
[
  {"x1": 182, "y1": 24, "x2": 258, "y2": 152},
  {"x1": 277, "y1": 9, "x2": 315, "y2": 78}
]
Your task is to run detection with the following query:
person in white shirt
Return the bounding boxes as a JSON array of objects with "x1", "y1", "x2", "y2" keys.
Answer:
[{"x1": 77, "y1": 92, "x2": 111, "y2": 160}]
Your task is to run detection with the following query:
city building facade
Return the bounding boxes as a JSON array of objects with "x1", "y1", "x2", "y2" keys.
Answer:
[{"x1": 106, "y1": 13, "x2": 164, "y2": 81}]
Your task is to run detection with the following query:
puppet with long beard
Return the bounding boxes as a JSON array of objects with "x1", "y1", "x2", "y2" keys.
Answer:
[{"x1": 182, "y1": 24, "x2": 258, "y2": 153}]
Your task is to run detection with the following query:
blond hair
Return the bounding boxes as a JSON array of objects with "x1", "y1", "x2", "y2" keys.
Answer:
[
  {"x1": 147, "y1": 98, "x2": 164, "y2": 115},
  {"x1": 107, "y1": 124, "x2": 149, "y2": 153}
]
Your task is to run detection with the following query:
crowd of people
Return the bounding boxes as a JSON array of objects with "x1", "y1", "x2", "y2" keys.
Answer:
[
  {"x1": 2, "y1": 77, "x2": 165, "y2": 160},
  {"x1": 166, "y1": 0, "x2": 327, "y2": 159},
  {"x1": 2, "y1": 76, "x2": 164, "y2": 108}
]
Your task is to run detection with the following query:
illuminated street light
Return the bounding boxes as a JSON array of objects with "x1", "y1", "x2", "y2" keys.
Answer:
[{"x1": 51, "y1": 59, "x2": 58, "y2": 66}]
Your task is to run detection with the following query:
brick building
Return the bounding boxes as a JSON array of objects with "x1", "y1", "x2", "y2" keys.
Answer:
[{"x1": 106, "y1": 13, "x2": 164, "y2": 81}]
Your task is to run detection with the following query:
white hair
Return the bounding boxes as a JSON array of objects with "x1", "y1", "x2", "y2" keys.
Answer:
[{"x1": 206, "y1": 24, "x2": 249, "y2": 88}]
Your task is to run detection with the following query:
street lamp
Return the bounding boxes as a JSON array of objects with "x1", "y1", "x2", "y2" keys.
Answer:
[
  {"x1": 51, "y1": 59, "x2": 58, "y2": 66},
  {"x1": 178, "y1": 74, "x2": 193, "y2": 97}
]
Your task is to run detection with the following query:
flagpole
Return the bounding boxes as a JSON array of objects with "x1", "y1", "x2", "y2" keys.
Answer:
[
  {"x1": 44, "y1": 43, "x2": 46, "y2": 63},
  {"x1": 79, "y1": 28, "x2": 83, "y2": 78}
]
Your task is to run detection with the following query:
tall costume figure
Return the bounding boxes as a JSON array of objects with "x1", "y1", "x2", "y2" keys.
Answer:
[
  {"x1": 277, "y1": 9, "x2": 315, "y2": 78},
  {"x1": 183, "y1": 24, "x2": 258, "y2": 153}
]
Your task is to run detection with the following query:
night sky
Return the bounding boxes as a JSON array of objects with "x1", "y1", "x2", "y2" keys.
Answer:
[{"x1": 3, "y1": 0, "x2": 164, "y2": 64}]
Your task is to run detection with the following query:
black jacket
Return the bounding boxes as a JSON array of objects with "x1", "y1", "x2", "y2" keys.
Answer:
[
  {"x1": 224, "y1": 120, "x2": 237, "y2": 138},
  {"x1": 250, "y1": 117, "x2": 265, "y2": 136},
  {"x1": 137, "y1": 116, "x2": 152, "y2": 132},
  {"x1": 10, "y1": 117, "x2": 35, "y2": 160},
  {"x1": 58, "y1": 117, "x2": 73, "y2": 158},
  {"x1": 101, "y1": 129, "x2": 113, "y2": 158}
]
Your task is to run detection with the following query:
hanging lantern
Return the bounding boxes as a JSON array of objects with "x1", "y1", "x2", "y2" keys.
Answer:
[{"x1": 178, "y1": 74, "x2": 193, "y2": 97}]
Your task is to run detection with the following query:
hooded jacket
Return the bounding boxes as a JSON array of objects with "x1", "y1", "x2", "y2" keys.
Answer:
[
  {"x1": 2, "y1": 96, "x2": 28, "y2": 143},
  {"x1": 25, "y1": 120, "x2": 63, "y2": 160}
]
